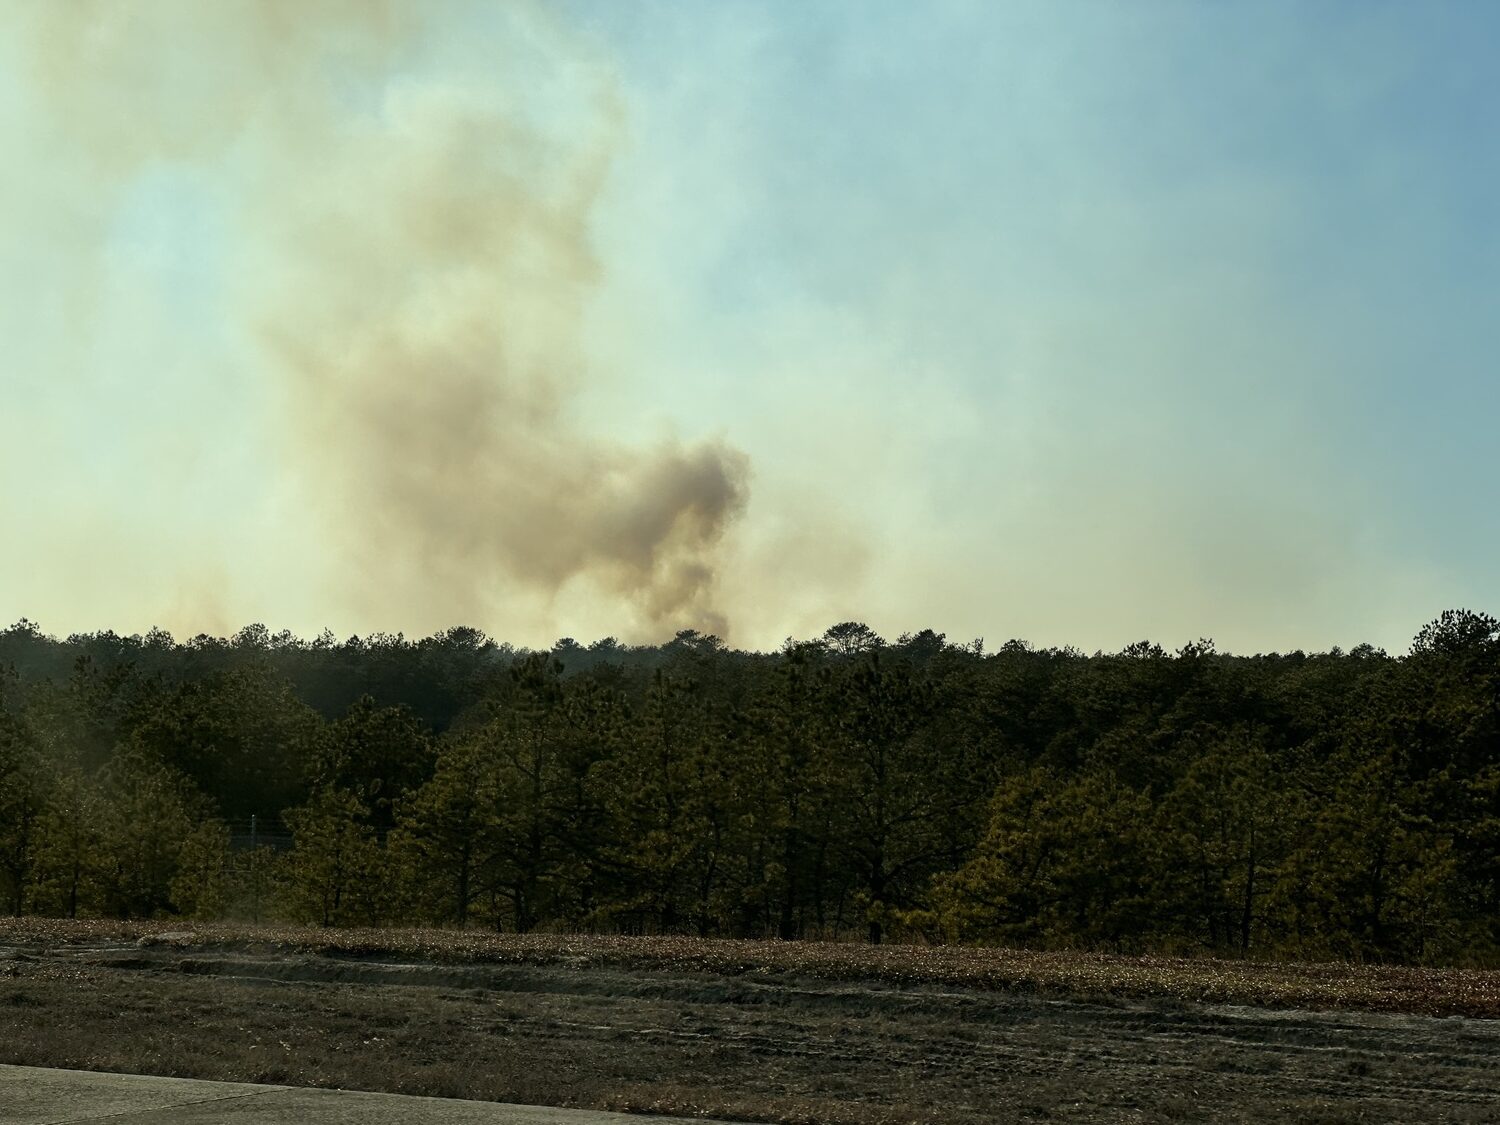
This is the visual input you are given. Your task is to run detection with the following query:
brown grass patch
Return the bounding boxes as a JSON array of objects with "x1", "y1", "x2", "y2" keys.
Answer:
[
  {"x1": 2, "y1": 922, "x2": 1498, "y2": 1124},
  {"x1": 2, "y1": 918, "x2": 1496, "y2": 1019}
]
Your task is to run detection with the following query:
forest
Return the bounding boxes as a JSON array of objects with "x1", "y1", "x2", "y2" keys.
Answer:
[{"x1": 0, "y1": 611, "x2": 1496, "y2": 966}]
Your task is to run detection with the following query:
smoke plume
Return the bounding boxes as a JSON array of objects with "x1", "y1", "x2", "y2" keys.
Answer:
[{"x1": 15, "y1": 1, "x2": 749, "y2": 639}]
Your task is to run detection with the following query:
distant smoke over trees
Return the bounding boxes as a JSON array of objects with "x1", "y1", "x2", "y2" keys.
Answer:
[
  {"x1": 10, "y1": 2, "x2": 750, "y2": 639},
  {"x1": 1, "y1": 611, "x2": 1497, "y2": 966}
]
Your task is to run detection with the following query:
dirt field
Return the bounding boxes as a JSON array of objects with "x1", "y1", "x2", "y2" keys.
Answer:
[{"x1": 1, "y1": 924, "x2": 1497, "y2": 1124}]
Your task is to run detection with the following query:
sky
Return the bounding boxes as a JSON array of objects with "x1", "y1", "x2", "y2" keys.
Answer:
[{"x1": 1, "y1": 0, "x2": 1497, "y2": 654}]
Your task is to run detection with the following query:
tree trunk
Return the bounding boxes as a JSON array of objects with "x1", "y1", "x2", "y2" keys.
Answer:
[
  {"x1": 1239, "y1": 823, "x2": 1256, "y2": 956},
  {"x1": 456, "y1": 841, "x2": 472, "y2": 928}
]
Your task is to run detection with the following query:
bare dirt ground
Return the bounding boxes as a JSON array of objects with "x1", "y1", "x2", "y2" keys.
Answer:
[{"x1": 1, "y1": 924, "x2": 1497, "y2": 1124}]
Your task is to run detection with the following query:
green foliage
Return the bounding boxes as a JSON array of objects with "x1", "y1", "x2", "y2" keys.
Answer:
[
  {"x1": 932, "y1": 767, "x2": 1155, "y2": 947},
  {"x1": 1153, "y1": 726, "x2": 1284, "y2": 954},
  {"x1": 0, "y1": 709, "x2": 47, "y2": 915},
  {"x1": 171, "y1": 820, "x2": 232, "y2": 920},
  {"x1": 0, "y1": 612, "x2": 1496, "y2": 965},
  {"x1": 282, "y1": 787, "x2": 384, "y2": 926},
  {"x1": 32, "y1": 765, "x2": 104, "y2": 918},
  {"x1": 389, "y1": 734, "x2": 498, "y2": 927},
  {"x1": 593, "y1": 671, "x2": 724, "y2": 933},
  {"x1": 92, "y1": 748, "x2": 220, "y2": 919}
]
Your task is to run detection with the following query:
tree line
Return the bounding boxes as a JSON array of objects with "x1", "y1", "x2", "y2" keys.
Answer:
[{"x1": 0, "y1": 612, "x2": 1496, "y2": 965}]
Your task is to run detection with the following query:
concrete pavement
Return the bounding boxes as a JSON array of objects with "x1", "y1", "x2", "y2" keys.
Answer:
[{"x1": 0, "y1": 1065, "x2": 722, "y2": 1124}]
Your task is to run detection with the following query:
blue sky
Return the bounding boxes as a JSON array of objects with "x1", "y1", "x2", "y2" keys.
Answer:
[{"x1": 2, "y1": 1, "x2": 1496, "y2": 652}]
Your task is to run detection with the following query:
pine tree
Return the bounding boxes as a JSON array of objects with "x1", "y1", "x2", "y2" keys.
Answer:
[{"x1": 283, "y1": 787, "x2": 383, "y2": 926}]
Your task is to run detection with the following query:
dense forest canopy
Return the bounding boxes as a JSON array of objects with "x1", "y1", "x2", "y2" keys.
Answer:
[{"x1": 1, "y1": 612, "x2": 1496, "y2": 965}]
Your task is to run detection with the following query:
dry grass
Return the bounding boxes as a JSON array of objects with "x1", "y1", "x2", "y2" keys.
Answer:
[
  {"x1": 2, "y1": 918, "x2": 1496, "y2": 1019},
  {"x1": 3, "y1": 920, "x2": 1499, "y2": 1124}
]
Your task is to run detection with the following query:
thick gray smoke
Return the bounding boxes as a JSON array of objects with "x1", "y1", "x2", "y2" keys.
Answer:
[{"x1": 15, "y1": 1, "x2": 750, "y2": 639}]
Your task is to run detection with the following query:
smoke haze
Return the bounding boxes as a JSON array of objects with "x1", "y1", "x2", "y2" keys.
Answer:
[
  {"x1": 10, "y1": 1, "x2": 750, "y2": 640},
  {"x1": 5, "y1": 3, "x2": 1495, "y2": 655}
]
